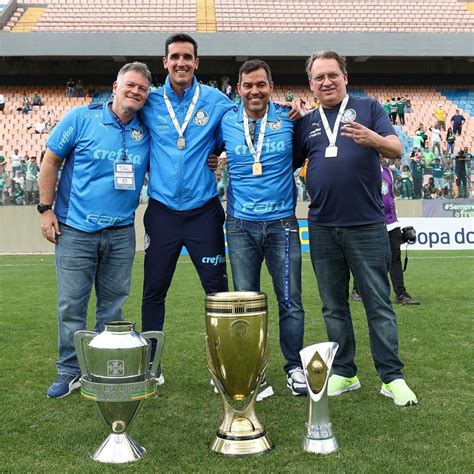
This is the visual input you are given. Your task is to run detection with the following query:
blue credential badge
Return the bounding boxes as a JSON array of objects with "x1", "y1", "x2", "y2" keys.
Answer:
[{"x1": 114, "y1": 163, "x2": 135, "y2": 190}]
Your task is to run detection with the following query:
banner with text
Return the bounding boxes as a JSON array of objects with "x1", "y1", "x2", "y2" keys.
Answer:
[{"x1": 180, "y1": 217, "x2": 473, "y2": 255}]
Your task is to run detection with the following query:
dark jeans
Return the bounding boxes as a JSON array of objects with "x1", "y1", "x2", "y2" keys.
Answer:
[
  {"x1": 309, "y1": 223, "x2": 404, "y2": 383},
  {"x1": 226, "y1": 215, "x2": 305, "y2": 373},
  {"x1": 142, "y1": 197, "x2": 228, "y2": 338},
  {"x1": 355, "y1": 227, "x2": 406, "y2": 297},
  {"x1": 413, "y1": 176, "x2": 423, "y2": 199}
]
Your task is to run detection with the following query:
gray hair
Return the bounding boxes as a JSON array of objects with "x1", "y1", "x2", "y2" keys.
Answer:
[
  {"x1": 117, "y1": 62, "x2": 152, "y2": 84},
  {"x1": 305, "y1": 51, "x2": 347, "y2": 78}
]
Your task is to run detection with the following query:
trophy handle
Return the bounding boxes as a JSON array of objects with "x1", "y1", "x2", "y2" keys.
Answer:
[
  {"x1": 141, "y1": 331, "x2": 165, "y2": 376},
  {"x1": 74, "y1": 330, "x2": 97, "y2": 377}
]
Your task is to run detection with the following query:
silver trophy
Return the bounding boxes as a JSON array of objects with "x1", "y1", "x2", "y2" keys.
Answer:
[
  {"x1": 300, "y1": 342, "x2": 339, "y2": 454},
  {"x1": 74, "y1": 321, "x2": 164, "y2": 464}
]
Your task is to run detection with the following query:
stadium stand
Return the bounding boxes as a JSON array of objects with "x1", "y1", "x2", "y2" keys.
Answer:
[
  {"x1": 0, "y1": 84, "x2": 472, "y2": 175},
  {"x1": 2, "y1": 0, "x2": 474, "y2": 33}
]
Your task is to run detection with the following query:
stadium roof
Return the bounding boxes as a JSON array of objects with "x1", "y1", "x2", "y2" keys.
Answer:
[{"x1": 1, "y1": 32, "x2": 474, "y2": 59}]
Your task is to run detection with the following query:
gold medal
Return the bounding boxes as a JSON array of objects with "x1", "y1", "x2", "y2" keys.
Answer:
[
  {"x1": 252, "y1": 162, "x2": 263, "y2": 176},
  {"x1": 177, "y1": 137, "x2": 186, "y2": 149}
]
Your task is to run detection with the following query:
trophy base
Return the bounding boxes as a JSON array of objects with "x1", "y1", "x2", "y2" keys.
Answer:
[
  {"x1": 303, "y1": 434, "x2": 339, "y2": 455},
  {"x1": 210, "y1": 432, "x2": 273, "y2": 456},
  {"x1": 92, "y1": 433, "x2": 146, "y2": 463}
]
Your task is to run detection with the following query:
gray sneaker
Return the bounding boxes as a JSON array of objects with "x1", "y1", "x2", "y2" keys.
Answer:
[
  {"x1": 395, "y1": 292, "x2": 420, "y2": 305},
  {"x1": 351, "y1": 289, "x2": 362, "y2": 301}
]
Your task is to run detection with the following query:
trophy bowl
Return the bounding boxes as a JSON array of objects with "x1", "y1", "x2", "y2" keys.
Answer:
[
  {"x1": 74, "y1": 320, "x2": 164, "y2": 463},
  {"x1": 205, "y1": 291, "x2": 273, "y2": 456}
]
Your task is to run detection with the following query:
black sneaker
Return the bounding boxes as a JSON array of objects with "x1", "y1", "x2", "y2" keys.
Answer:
[
  {"x1": 395, "y1": 293, "x2": 420, "y2": 305},
  {"x1": 351, "y1": 289, "x2": 362, "y2": 301},
  {"x1": 286, "y1": 367, "x2": 307, "y2": 396}
]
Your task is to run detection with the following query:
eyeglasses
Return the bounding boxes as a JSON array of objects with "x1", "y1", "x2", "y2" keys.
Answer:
[{"x1": 310, "y1": 73, "x2": 342, "y2": 83}]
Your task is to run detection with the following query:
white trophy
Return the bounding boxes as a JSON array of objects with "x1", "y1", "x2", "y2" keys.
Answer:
[{"x1": 300, "y1": 342, "x2": 339, "y2": 454}]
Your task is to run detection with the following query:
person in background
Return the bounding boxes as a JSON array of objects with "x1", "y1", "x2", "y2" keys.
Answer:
[
  {"x1": 352, "y1": 156, "x2": 420, "y2": 305},
  {"x1": 410, "y1": 150, "x2": 424, "y2": 199},
  {"x1": 446, "y1": 127, "x2": 456, "y2": 156},
  {"x1": 24, "y1": 156, "x2": 39, "y2": 204},
  {"x1": 450, "y1": 109, "x2": 465, "y2": 136},
  {"x1": 432, "y1": 157, "x2": 445, "y2": 196},
  {"x1": 432, "y1": 103, "x2": 447, "y2": 131},
  {"x1": 396, "y1": 97, "x2": 406, "y2": 125},
  {"x1": 33, "y1": 91, "x2": 43, "y2": 107}
]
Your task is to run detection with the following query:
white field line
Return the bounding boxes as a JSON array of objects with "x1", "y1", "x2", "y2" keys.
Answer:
[{"x1": 1, "y1": 254, "x2": 473, "y2": 268}]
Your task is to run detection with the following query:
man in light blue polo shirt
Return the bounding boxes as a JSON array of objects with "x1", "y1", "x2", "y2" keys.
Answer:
[
  {"x1": 219, "y1": 60, "x2": 306, "y2": 396},
  {"x1": 39, "y1": 62, "x2": 151, "y2": 398},
  {"x1": 140, "y1": 34, "x2": 235, "y2": 374}
]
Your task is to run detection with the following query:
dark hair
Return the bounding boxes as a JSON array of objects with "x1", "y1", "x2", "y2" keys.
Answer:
[
  {"x1": 117, "y1": 62, "x2": 152, "y2": 85},
  {"x1": 305, "y1": 50, "x2": 347, "y2": 78},
  {"x1": 165, "y1": 33, "x2": 198, "y2": 57},
  {"x1": 238, "y1": 59, "x2": 272, "y2": 83}
]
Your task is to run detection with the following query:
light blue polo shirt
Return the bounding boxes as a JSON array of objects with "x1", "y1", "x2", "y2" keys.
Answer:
[
  {"x1": 141, "y1": 76, "x2": 234, "y2": 211},
  {"x1": 220, "y1": 101, "x2": 296, "y2": 221},
  {"x1": 47, "y1": 102, "x2": 150, "y2": 232}
]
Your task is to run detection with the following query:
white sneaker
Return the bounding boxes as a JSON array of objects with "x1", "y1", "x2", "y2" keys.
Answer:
[
  {"x1": 156, "y1": 374, "x2": 165, "y2": 386},
  {"x1": 286, "y1": 367, "x2": 307, "y2": 396}
]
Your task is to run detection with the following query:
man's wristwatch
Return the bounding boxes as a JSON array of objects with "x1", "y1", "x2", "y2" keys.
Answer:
[{"x1": 37, "y1": 203, "x2": 53, "y2": 214}]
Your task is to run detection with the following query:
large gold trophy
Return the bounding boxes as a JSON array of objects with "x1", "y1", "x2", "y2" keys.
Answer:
[{"x1": 205, "y1": 291, "x2": 273, "y2": 456}]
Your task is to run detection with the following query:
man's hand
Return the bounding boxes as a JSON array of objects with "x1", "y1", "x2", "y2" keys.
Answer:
[
  {"x1": 208, "y1": 154, "x2": 219, "y2": 171},
  {"x1": 275, "y1": 100, "x2": 302, "y2": 121},
  {"x1": 285, "y1": 101, "x2": 302, "y2": 121},
  {"x1": 340, "y1": 122, "x2": 378, "y2": 148},
  {"x1": 40, "y1": 210, "x2": 60, "y2": 244},
  {"x1": 340, "y1": 121, "x2": 402, "y2": 159}
]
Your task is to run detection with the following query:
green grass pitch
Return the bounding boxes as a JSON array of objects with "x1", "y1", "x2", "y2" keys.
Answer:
[{"x1": 0, "y1": 250, "x2": 472, "y2": 472}]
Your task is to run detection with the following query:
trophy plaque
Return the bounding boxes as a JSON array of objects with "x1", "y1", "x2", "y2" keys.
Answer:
[
  {"x1": 205, "y1": 291, "x2": 273, "y2": 456},
  {"x1": 74, "y1": 321, "x2": 164, "y2": 463},
  {"x1": 300, "y1": 342, "x2": 339, "y2": 454}
]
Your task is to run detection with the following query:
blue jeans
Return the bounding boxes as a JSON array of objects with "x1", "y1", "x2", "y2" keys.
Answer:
[
  {"x1": 226, "y1": 215, "x2": 305, "y2": 373},
  {"x1": 308, "y1": 223, "x2": 404, "y2": 383},
  {"x1": 55, "y1": 223, "x2": 135, "y2": 375}
]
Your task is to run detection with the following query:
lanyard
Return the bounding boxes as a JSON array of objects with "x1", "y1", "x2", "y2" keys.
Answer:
[
  {"x1": 109, "y1": 104, "x2": 128, "y2": 161},
  {"x1": 163, "y1": 85, "x2": 200, "y2": 148},
  {"x1": 284, "y1": 226, "x2": 291, "y2": 309},
  {"x1": 319, "y1": 95, "x2": 349, "y2": 147},
  {"x1": 243, "y1": 107, "x2": 268, "y2": 165}
]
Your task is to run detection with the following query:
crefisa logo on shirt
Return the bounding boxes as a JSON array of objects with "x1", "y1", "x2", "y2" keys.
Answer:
[
  {"x1": 267, "y1": 118, "x2": 282, "y2": 130},
  {"x1": 130, "y1": 127, "x2": 144, "y2": 141},
  {"x1": 341, "y1": 109, "x2": 357, "y2": 123},
  {"x1": 193, "y1": 110, "x2": 209, "y2": 126}
]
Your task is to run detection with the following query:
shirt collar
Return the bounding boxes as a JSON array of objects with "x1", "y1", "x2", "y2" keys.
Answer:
[
  {"x1": 236, "y1": 100, "x2": 278, "y2": 123},
  {"x1": 102, "y1": 101, "x2": 140, "y2": 129},
  {"x1": 164, "y1": 75, "x2": 198, "y2": 100}
]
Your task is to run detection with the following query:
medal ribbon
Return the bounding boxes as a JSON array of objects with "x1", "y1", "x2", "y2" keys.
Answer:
[
  {"x1": 163, "y1": 85, "x2": 200, "y2": 143},
  {"x1": 319, "y1": 94, "x2": 350, "y2": 148},
  {"x1": 243, "y1": 106, "x2": 268, "y2": 166}
]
